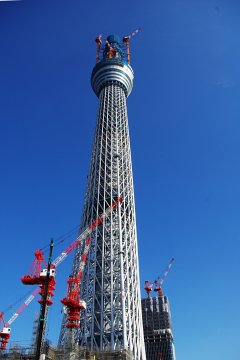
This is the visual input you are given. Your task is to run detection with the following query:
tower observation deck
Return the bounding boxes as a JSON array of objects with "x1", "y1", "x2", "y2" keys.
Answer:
[{"x1": 58, "y1": 34, "x2": 146, "y2": 360}]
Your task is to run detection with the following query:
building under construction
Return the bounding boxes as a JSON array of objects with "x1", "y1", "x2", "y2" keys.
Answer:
[{"x1": 141, "y1": 296, "x2": 176, "y2": 360}]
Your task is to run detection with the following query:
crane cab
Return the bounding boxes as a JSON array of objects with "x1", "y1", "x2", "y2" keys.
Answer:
[
  {"x1": 0, "y1": 327, "x2": 11, "y2": 335},
  {"x1": 0, "y1": 327, "x2": 11, "y2": 351},
  {"x1": 40, "y1": 268, "x2": 56, "y2": 278}
]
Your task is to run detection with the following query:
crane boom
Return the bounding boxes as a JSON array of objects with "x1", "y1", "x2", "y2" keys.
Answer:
[
  {"x1": 122, "y1": 27, "x2": 141, "y2": 64},
  {"x1": 53, "y1": 197, "x2": 122, "y2": 267},
  {"x1": 6, "y1": 287, "x2": 40, "y2": 326},
  {"x1": 158, "y1": 257, "x2": 175, "y2": 287},
  {"x1": 154, "y1": 258, "x2": 175, "y2": 297},
  {"x1": 127, "y1": 27, "x2": 141, "y2": 40}
]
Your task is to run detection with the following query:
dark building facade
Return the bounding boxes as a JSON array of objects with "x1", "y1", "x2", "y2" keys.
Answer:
[{"x1": 141, "y1": 296, "x2": 176, "y2": 360}]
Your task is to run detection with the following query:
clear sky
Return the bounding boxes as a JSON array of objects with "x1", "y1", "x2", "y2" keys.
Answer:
[{"x1": 0, "y1": 0, "x2": 240, "y2": 359}]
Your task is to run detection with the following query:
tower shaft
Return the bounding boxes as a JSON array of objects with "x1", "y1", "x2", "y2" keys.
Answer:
[{"x1": 59, "y1": 35, "x2": 145, "y2": 360}]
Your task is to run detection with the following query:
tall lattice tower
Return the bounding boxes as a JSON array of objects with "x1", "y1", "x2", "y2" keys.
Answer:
[{"x1": 59, "y1": 33, "x2": 146, "y2": 360}]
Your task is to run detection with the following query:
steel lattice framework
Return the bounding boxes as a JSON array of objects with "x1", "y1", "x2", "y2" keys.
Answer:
[{"x1": 59, "y1": 35, "x2": 146, "y2": 360}]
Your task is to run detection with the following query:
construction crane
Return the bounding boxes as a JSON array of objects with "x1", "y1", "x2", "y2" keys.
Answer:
[
  {"x1": 94, "y1": 28, "x2": 140, "y2": 65},
  {"x1": 95, "y1": 34, "x2": 102, "y2": 63},
  {"x1": 123, "y1": 27, "x2": 141, "y2": 64},
  {"x1": 144, "y1": 258, "x2": 174, "y2": 298},
  {"x1": 61, "y1": 236, "x2": 92, "y2": 328},
  {"x1": 105, "y1": 38, "x2": 118, "y2": 59},
  {"x1": 21, "y1": 251, "x2": 56, "y2": 300},
  {"x1": 153, "y1": 258, "x2": 175, "y2": 297},
  {"x1": 144, "y1": 280, "x2": 153, "y2": 299},
  {"x1": 0, "y1": 197, "x2": 122, "y2": 351},
  {"x1": 0, "y1": 313, "x2": 11, "y2": 351},
  {"x1": 21, "y1": 249, "x2": 56, "y2": 306}
]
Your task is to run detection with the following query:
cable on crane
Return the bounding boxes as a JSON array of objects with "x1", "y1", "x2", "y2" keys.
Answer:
[{"x1": 40, "y1": 224, "x2": 80, "y2": 252}]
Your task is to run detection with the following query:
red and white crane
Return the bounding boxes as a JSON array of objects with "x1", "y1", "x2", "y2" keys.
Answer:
[
  {"x1": 61, "y1": 236, "x2": 92, "y2": 328},
  {"x1": 0, "y1": 313, "x2": 11, "y2": 351},
  {"x1": 123, "y1": 27, "x2": 141, "y2": 64},
  {"x1": 21, "y1": 249, "x2": 56, "y2": 307},
  {"x1": 144, "y1": 258, "x2": 175, "y2": 298},
  {"x1": 95, "y1": 34, "x2": 102, "y2": 63},
  {"x1": 153, "y1": 258, "x2": 175, "y2": 297},
  {"x1": 0, "y1": 197, "x2": 122, "y2": 350},
  {"x1": 144, "y1": 280, "x2": 153, "y2": 299}
]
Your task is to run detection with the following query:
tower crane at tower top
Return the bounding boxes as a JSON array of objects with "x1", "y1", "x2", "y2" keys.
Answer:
[
  {"x1": 123, "y1": 27, "x2": 141, "y2": 64},
  {"x1": 154, "y1": 258, "x2": 175, "y2": 297},
  {"x1": 95, "y1": 27, "x2": 141, "y2": 65}
]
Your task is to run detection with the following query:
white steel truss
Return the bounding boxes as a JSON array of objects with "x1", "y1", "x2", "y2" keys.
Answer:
[{"x1": 59, "y1": 61, "x2": 146, "y2": 360}]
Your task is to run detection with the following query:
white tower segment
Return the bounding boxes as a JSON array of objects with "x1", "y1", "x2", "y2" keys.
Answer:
[{"x1": 59, "y1": 34, "x2": 146, "y2": 360}]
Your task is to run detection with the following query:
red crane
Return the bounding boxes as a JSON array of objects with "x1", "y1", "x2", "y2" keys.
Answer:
[
  {"x1": 21, "y1": 250, "x2": 46, "y2": 285},
  {"x1": 153, "y1": 258, "x2": 175, "y2": 297},
  {"x1": 144, "y1": 280, "x2": 153, "y2": 299},
  {"x1": 0, "y1": 313, "x2": 11, "y2": 351},
  {"x1": 21, "y1": 249, "x2": 56, "y2": 307},
  {"x1": 144, "y1": 258, "x2": 174, "y2": 298},
  {"x1": 95, "y1": 34, "x2": 102, "y2": 63},
  {"x1": 104, "y1": 38, "x2": 118, "y2": 59},
  {"x1": 0, "y1": 197, "x2": 123, "y2": 350},
  {"x1": 123, "y1": 27, "x2": 141, "y2": 64},
  {"x1": 61, "y1": 236, "x2": 92, "y2": 328}
]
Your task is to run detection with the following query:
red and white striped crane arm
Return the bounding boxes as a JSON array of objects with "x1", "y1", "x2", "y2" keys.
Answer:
[{"x1": 158, "y1": 257, "x2": 175, "y2": 287}]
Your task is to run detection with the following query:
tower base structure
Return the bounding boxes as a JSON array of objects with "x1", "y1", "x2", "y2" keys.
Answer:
[{"x1": 2, "y1": 343, "x2": 134, "y2": 360}]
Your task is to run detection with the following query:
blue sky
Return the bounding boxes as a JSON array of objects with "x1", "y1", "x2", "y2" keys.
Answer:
[{"x1": 0, "y1": 0, "x2": 240, "y2": 359}]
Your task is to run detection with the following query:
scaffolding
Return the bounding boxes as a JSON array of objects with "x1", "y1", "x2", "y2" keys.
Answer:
[{"x1": 0, "y1": 343, "x2": 133, "y2": 360}]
